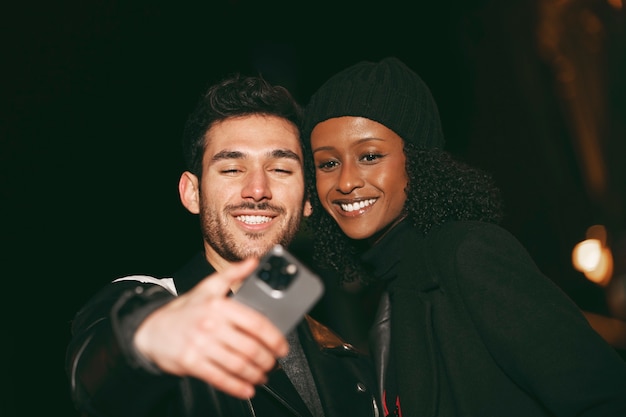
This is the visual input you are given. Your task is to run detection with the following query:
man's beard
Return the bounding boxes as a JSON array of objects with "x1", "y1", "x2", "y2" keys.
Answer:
[{"x1": 199, "y1": 201, "x2": 303, "y2": 262}]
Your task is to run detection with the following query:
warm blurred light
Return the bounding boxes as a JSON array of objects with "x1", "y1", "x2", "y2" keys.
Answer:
[
  {"x1": 607, "y1": 274, "x2": 626, "y2": 321},
  {"x1": 572, "y1": 226, "x2": 614, "y2": 286},
  {"x1": 583, "y1": 246, "x2": 613, "y2": 285},
  {"x1": 573, "y1": 239, "x2": 603, "y2": 271},
  {"x1": 607, "y1": 0, "x2": 622, "y2": 10},
  {"x1": 586, "y1": 224, "x2": 607, "y2": 245}
]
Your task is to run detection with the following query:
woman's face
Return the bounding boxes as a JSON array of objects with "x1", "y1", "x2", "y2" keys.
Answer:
[{"x1": 310, "y1": 116, "x2": 408, "y2": 240}]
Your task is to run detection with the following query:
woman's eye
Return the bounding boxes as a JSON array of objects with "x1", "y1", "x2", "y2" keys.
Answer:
[
  {"x1": 317, "y1": 160, "x2": 338, "y2": 170},
  {"x1": 361, "y1": 153, "x2": 383, "y2": 162}
]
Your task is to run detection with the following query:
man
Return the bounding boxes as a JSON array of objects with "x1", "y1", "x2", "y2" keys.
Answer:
[{"x1": 65, "y1": 73, "x2": 379, "y2": 417}]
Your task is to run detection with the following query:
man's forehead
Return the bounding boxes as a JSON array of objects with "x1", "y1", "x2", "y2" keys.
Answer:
[{"x1": 203, "y1": 115, "x2": 303, "y2": 161}]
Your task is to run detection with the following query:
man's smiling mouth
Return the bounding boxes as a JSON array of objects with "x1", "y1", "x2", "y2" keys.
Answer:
[{"x1": 236, "y1": 215, "x2": 273, "y2": 224}]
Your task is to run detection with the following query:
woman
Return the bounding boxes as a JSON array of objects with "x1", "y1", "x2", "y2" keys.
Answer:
[{"x1": 302, "y1": 56, "x2": 626, "y2": 417}]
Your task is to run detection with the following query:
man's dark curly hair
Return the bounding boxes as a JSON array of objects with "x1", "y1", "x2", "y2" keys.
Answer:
[
  {"x1": 303, "y1": 140, "x2": 504, "y2": 285},
  {"x1": 182, "y1": 73, "x2": 304, "y2": 177}
]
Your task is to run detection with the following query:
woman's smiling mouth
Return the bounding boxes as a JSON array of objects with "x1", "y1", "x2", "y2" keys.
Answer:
[{"x1": 339, "y1": 198, "x2": 377, "y2": 213}]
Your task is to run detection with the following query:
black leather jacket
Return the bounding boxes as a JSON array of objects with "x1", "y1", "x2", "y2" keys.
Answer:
[{"x1": 65, "y1": 252, "x2": 380, "y2": 417}]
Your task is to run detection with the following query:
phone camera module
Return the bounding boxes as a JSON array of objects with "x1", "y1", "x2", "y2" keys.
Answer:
[{"x1": 258, "y1": 255, "x2": 298, "y2": 290}]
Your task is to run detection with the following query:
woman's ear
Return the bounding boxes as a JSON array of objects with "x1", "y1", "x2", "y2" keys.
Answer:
[
  {"x1": 179, "y1": 171, "x2": 200, "y2": 214},
  {"x1": 303, "y1": 200, "x2": 313, "y2": 217}
]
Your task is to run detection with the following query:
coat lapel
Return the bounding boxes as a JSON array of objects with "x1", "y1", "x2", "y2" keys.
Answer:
[
  {"x1": 388, "y1": 240, "x2": 440, "y2": 417},
  {"x1": 389, "y1": 289, "x2": 438, "y2": 416},
  {"x1": 257, "y1": 368, "x2": 314, "y2": 417}
]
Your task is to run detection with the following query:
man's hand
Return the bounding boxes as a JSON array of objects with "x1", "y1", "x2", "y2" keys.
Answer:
[{"x1": 134, "y1": 258, "x2": 289, "y2": 399}]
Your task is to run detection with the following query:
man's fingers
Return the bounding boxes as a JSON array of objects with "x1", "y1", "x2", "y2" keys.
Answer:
[
  {"x1": 190, "y1": 359, "x2": 258, "y2": 399},
  {"x1": 195, "y1": 257, "x2": 259, "y2": 296},
  {"x1": 186, "y1": 330, "x2": 278, "y2": 399},
  {"x1": 135, "y1": 256, "x2": 289, "y2": 400},
  {"x1": 224, "y1": 299, "x2": 289, "y2": 358},
  {"x1": 206, "y1": 317, "x2": 281, "y2": 371}
]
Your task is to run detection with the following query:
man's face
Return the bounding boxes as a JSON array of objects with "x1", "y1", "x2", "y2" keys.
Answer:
[{"x1": 185, "y1": 114, "x2": 309, "y2": 267}]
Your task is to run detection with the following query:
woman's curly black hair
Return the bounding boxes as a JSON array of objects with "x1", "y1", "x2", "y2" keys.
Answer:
[{"x1": 303, "y1": 140, "x2": 504, "y2": 285}]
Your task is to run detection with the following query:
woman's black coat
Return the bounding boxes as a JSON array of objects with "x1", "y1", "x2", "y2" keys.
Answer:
[{"x1": 366, "y1": 220, "x2": 626, "y2": 417}]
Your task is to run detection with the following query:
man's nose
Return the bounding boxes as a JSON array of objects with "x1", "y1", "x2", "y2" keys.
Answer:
[{"x1": 242, "y1": 170, "x2": 272, "y2": 201}]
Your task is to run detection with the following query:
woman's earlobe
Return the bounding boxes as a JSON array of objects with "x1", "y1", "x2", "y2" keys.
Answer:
[{"x1": 303, "y1": 200, "x2": 313, "y2": 217}]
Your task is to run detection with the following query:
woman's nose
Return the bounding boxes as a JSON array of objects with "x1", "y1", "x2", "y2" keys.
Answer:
[{"x1": 336, "y1": 162, "x2": 364, "y2": 194}]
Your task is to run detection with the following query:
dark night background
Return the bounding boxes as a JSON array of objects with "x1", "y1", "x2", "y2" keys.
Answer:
[{"x1": 2, "y1": 1, "x2": 625, "y2": 415}]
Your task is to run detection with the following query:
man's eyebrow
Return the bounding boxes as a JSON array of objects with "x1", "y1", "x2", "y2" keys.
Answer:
[
  {"x1": 211, "y1": 150, "x2": 245, "y2": 162},
  {"x1": 270, "y1": 149, "x2": 301, "y2": 162}
]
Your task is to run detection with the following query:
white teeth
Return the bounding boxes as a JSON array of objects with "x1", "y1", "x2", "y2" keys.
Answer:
[
  {"x1": 340, "y1": 199, "x2": 376, "y2": 212},
  {"x1": 237, "y1": 215, "x2": 272, "y2": 224}
]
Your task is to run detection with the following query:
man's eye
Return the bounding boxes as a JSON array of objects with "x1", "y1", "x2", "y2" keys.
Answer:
[
  {"x1": 272, "y1": 168, "x2": 293, "y2": 174},
  {"x1": 221, "y1": 168, "x2": 242, "y2": 174}
]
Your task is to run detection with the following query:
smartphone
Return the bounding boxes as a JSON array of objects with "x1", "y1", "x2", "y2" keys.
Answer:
[{"x1": 231, "y1": 244, "x2": 325, "y2": 335}]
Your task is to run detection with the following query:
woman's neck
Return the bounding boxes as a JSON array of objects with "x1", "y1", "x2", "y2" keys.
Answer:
[{"x1": 366, "y1": 212, "x2": 408, "y2": 247}]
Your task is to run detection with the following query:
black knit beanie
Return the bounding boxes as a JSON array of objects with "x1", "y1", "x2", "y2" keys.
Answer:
[{"x1": 303, "y1": 57, "x2": 445, "y2": 149}]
